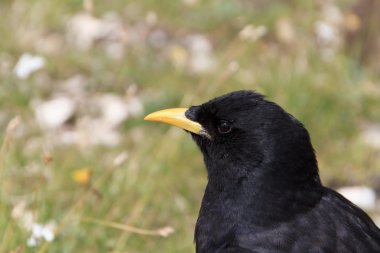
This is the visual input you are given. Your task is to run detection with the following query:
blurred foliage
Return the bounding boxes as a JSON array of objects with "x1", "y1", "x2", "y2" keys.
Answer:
[{"x1": 0, "y1": 0, "x2": 380, "y2": 252}]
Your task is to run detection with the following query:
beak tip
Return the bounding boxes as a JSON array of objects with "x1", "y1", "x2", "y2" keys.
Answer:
[{"x1": 144, "y1": 113, "x2": 155, "y2": 121}]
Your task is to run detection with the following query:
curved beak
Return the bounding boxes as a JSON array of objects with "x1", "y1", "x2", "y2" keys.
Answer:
[{"x1": 144, "y1": 108, "x2": 210, "y2": 139}]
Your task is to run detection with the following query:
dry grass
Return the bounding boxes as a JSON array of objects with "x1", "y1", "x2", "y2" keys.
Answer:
[{"x1": 0, "y1": 0, "x2": 379, "y2": 252}]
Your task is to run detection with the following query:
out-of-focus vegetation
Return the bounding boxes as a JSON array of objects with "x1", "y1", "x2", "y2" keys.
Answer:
[{"x1": 1, "y1": 0, "x2": 380, "y2": 252}]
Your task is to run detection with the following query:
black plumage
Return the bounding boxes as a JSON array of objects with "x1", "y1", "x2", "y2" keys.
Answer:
[{"x1": 182, "y1": 91, "x2": 380, "y2": 253}]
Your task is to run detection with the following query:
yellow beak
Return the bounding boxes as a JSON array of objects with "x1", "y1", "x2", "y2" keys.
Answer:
[{"x1": 144, "y1": 108, "x2": 210, "y2": 138}]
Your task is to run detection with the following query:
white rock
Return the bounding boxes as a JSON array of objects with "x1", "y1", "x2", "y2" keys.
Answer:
[
  {"x1": 313, "y1": 3, "x2": 344, "y2": 59},
  {"x1": 98, "y1": 94, "x2": 129, "y2": 127},
  {"x1": 187, "y1": 35, "x2": 212, "y2": 53},
  {"x1": 66, "y1": 13, "x2": 103, "y2": 50},
  {"x1": 190, "y1": 53, "x2": 214, "y2": 74},
  {"x1": 31, "y1": 224, "x2": 44, "y2": 238},
  {"x1": 33, "y1": 96, "x2": 76, "y2": 129},
  {"x1": 80, "y1": 119, "x2": 121, "y2": 147},
  {"x1": 41, "y1": 222, "x2": 55, "y2": 242},
  {"x1": 337, "y1": 186, "x2": 377, "y2": 210},
  {"x1": 56, "y1": 130, "x2": 79, "y2": 145},
  {"x1": 42, "y1": 228, "x2": 54, "y2": 242},
  {"x1": 361, "y1": 124, "x2": 380, "y2": 149},
  {"x1": 66, "y1": 12, "x2": 125, "y2": 51},
  {"x1": 59, "y1": 118, "x2": 121, "y2": 147},
  {"x1": 186, "y1": 35, "x2": 215, "y2": 73},
  {"x1": 97, "y1": 93, "x2": 143, "y2": 126},
  {"x1": 126, "y1": 97, "x2": 143, "y2": 117},
  {"x1": 239, "y1": 25, "x2": 267, "y2": 42},
  {"x1": 27, "y1": 222, "x2": 56, "y2": 246},
  {"x1": 314, "y1": 21, "x2": 337, "y2": 45},
  {"x1": 27, "y1": 236, "x2": 38, "y2": 247},
  {"x1": 13, "y1": 53, "x2": 45, "y2": 79}
]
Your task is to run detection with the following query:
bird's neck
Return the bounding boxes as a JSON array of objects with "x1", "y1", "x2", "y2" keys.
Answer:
[{"x1": 202, "y1": 158, "x2": 322, "y2": 225}]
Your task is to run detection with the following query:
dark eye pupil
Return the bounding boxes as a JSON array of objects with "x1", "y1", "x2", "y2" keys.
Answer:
[{"x1": 218, "y1": 121, "x2": 231, "y2": 134}]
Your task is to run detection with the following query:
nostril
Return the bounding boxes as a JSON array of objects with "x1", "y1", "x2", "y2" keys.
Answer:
[{"x1": 185, "y1": 106, "x2": 199, "y2": 121}]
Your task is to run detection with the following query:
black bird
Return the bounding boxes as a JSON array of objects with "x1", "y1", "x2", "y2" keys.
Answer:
[{"x1": 145, "y1": 90, "x2": 380, "y2": 253}]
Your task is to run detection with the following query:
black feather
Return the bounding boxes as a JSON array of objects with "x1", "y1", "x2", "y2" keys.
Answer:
[{"x1": 184, "y1": 90, "x2": 380, "y2": 253}]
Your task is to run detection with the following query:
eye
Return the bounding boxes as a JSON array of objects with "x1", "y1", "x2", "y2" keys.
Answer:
[{"x1": 217, "y1": 120, "x2": 232, "y2": 134}]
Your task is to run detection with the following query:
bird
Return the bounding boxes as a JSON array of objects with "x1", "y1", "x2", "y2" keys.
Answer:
[{"x1": 144, "y1": 90, "x2": 380, "y2": 253}]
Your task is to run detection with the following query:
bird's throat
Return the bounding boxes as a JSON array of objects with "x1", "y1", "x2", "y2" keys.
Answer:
[{"x1": 201, "y1": 156, "x2": 323, "y2": 225}]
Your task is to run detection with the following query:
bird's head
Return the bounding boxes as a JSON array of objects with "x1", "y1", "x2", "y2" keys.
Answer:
[{"x1": 145, "y1": 90, "x2": 320, "y2": 187}]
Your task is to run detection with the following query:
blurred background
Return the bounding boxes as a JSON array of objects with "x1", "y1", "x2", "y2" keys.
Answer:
[{"x1": 1, "y1": 0, "x2": 380, "y2": 252}]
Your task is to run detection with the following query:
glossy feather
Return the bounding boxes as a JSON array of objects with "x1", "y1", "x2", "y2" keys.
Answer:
[{"x1": 184, "y1": 91, "x2": 380, "y2": 253}]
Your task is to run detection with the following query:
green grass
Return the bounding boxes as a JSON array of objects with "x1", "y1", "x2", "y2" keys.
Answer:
[{"x1": 1, "y1": 0, "x2": 380, "y2": 252}]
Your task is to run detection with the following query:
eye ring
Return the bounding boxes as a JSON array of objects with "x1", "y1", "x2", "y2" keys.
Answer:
[{"x1": 217, "y1": 120, "x2": 232, "y2": 134}]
